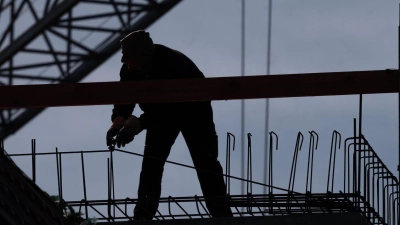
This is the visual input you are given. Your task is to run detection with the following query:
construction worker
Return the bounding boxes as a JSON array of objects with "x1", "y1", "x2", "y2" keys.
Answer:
[{"x1": 106, "y1": 30, "x2": 233, "y2": 220}]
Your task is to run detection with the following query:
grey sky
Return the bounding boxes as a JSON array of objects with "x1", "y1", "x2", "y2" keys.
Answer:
[{"x1": 4, "y1": 0, "x2": 400, "y2": 218}]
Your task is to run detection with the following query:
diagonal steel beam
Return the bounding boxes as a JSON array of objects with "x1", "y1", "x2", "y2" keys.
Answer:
[{"x1": 0, "y1": 0, "x2": 80, "y2": 66}]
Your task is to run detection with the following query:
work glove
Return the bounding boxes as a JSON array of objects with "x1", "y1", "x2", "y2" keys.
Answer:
[
  {"x1": 106, "y1": 116, "x2": 126, "y2": 146},
  {"x1": 115, "y1": 115, "x2": 141, "y2": 148}
]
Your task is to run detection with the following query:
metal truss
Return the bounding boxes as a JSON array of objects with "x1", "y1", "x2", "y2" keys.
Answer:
[{"x1": 0, "y1": 0, "x2": 182, "y2": 139}]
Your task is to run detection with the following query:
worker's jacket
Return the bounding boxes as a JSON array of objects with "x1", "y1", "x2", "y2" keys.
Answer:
[{"x1": 111, "y1": 44, "x2": 212, "y2": 130}]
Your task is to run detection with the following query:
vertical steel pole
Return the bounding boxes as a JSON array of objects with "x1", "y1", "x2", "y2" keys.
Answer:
[
  {"x1": 67, "y1": 9, "x2": 72, "y2": 76},
  {"x1": 56, "y1": 148, "x2": 61, "y2": 202},
  {"x1": 263, "y1": 0, "x2": 273, "y2": 204},
  {"x1": 397, "y1": 4, "x2": 400, "y2": 223},
  {"x1": 107, "y1": 158, "x2": 111, "y2": 222},
  {"x1": 111, "y1": 150, "x2": 116, "y2": 218},
  {"x1": 31, "y1": 139, "x2": 36, "y2": 183},
  {"x1": 240, "y1": 0, "x2": 245, "y2": 213},
  {"x1": 398, "y1": 3, "x2": 400, "y2": 187},
  {"x1": 353, "y1": 119, "x2": 357, "y2": 198},
  {"x1": 81, "y1": 152, "x2": 88, "y2": 221},
  {"x1": 59, "y1": 152, "x2": 63, "y2": 201},
  {"x1": 359, "y1": 94, "x2": 362, "y2": 203}
]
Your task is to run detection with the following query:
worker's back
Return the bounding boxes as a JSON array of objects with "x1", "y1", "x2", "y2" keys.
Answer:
[{"x1": 119, "y1": 44, "x2": 211, "y2": 118}]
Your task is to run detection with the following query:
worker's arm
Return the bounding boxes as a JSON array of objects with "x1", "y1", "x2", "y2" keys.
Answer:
[
  {"x1": 111, "y1": 64, "x2": 137, "y2": 121},
  {"x1": 107, "y1": 65, "x2": 138, "y2": 146}
]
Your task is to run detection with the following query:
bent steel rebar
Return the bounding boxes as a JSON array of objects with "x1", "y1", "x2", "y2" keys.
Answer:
[
  {"x1": 327, "y1": 130, "x2": 341, "y2": 193},
  {"x1": 306, "y1": 131, "x2": 318, "y2": 193}
]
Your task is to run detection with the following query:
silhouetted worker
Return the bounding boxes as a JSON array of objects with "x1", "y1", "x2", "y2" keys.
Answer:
[{"x1": 106, "y1": 30, "x2": 233, "y2": 220}]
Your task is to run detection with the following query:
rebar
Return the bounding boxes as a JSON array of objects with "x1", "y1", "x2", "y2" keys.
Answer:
[{"x1": 4, "y1": 130, "x2": 399, "y2": 224}]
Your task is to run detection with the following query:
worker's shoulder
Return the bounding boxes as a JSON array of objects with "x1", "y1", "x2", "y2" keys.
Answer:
[
  {"x1": 153, "y1": 44, "x2": 204, "y2": 77},
  {"x1": 154, "y1": 44, "x2": 189, "y2": 59}
]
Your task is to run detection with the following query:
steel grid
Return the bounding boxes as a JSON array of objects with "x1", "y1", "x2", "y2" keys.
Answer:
[{"x1": 4, "y1": 121, "x2": 399, "y2": 224}]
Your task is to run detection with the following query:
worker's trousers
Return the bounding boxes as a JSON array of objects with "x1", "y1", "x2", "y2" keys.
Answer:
[{"x1": 133, "y1": 105, "x2": 232, "y2": 220}]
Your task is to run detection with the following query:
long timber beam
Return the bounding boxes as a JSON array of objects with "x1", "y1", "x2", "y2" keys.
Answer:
[{"x1": 0, "y1": 70, "x2": 396, "y2": 109}]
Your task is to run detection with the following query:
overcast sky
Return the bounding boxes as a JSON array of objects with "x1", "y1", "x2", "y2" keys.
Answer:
[{"x1": 3, "y1": 0, "x2": 400, "y2": 219}]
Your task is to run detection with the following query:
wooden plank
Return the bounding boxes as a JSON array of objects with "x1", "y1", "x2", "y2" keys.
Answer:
[{"x1": 0, "y1": 70, "x2": 397, "y2": 109}]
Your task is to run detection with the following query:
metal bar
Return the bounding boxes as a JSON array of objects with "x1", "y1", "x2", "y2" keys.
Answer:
[
  {"x1": 194, "y1": 195, "x2": 203, "y2": 218},
  {"x1": 0, "y1": 1, "x2": 25, "y2": 50},
  {"x1": 8, "y1": 149, "x2": 110, "y2": 156},
  {"x1": 54, "y1": 24, "x2": 123, "y2": 33},
  {"x1": 0, "y1": 73, "x2": 62, "y2": 81},
  {"x1": 170, "y1": 196, "x2": 192, "y2": 219},
  {"x1": 110, "y1": 0, "x2": 126, "y2": 28},
  {"x1": 22, "y1": 48, "x2": 86, "y2": 57},
  {"x1": 0, "y1": 70, "x2": 396, "y2": 109},
  {"x1": 31, "y1": 139, "x2": 36, "y2": 183},
  {"x1": 0, "y1": 0, "x2": 80, "y2": 66},
  {"x1": 344, "y1": 137, "x2": 354, "y2": 194},
  {"x1": 226, "y1": 132, "x2": 235, "y2": 195},
  {"x1": 81, "y1": 152, "x2": 88, "y2": 221},
  {"x1": 168, "y1": 196, "x2": 175, "y2": 219},
  {"x1": 127, "y1": 0, "x2": 132, "y2": 26},
  {"x1": 81, "y1": 0, "x2": 147, "y2": 7},
  {"x1": 66, "y1": 9, "x2": 72, "y2": 77},
  {"x1": 56, "y1": 9, "x2": 142, "y2": 23},
  {"x1": 55, "y1": 148, "x2": 61, "y2": 206},
  {"x1": 398, "y1": 2, "x2": 400, "y2": 199},
  {"x1": 194, "y1": 195, "x2": 210, "y2": 218},
  {"x1": 331, "y1": 131, "x2": 341, "y2": 193},
  {"x1": 247, "y1": 133, "x2": 253, "y2": 215},
  {"x1": 44, "y1": 0, "x2": 52, "y2": 16},
  {"x1": 59, "y1": 151, "x2": 63, "y2": 200},
  {"x1": 309, "y1": 131, "x2": 318, "y2": 193},
  {"x1": 24, "y1": 0, "x2": 66, "y2": 76},
  {"x1": 110, "y1": 150, "x2": 116, "y2": 218},
  {"x1": 107, "y1": 158, "x2": 112, "y2": 222},
  {"x1": 288, "y1": 132, "x2": 303, "y2": 193},
  {"x1": 353, "y1": 119, "x2": 357, "y2": 196},
  {"x1": 247, "y1": 133, "x2": 253, "y2": 195},
  {"x1": 114, "y1": 204, "x2": 133, "y2": 221},
  {"x1": 264, "y1": 0, "x2": 273, "y2": 206},
  {"x1": 358, "y1": 95, "x2": 363, "y2": 204},
  {"x1": 8, "y1": 0, "x2": 14, "y2": 86},
  {"x1": 240, "y1": 0, "x2": 246, "y2": 212},
  {"x1": 6, "y1": 144, "x2": 298, "y2": 194},
  {"x1": 0, "y1": 59, "x2": 81, "y2": 72},
  {"x1": 114, "y1": 149, "x2": 298, "y2": 193},
  {"x1": 47, "y1": 28, "x2": 96, "y2": 55},
  {"x1": 89, "y1": 204, "x2": 108, "y2": 220},
  {"x1": 306, "y1": 131, "x2": 317, "y2": 193},
  {"x1": 327, "y1": 130, "x2": 341, "y2": 193},
  {"x1": 124, "y1": 197, "x2": 129, "y2": 216},
  {"x1": 268, "y1": 131, "x2": 278, "y2": 194},
  {"x1": 50, "y1": 0, "x2": 60, "y2": 11}
]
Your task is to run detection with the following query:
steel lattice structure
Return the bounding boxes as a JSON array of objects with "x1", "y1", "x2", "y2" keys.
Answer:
[{"x1": 0, "y1": 0, "x2": 181, "y2": 139}]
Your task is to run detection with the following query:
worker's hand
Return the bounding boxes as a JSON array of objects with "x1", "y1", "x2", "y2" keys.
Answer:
[
  {"x1": 115, "y1": 129, "x2": 135, "y2": 148},
  {"x1": 115, "y1": 115, "x2": 141, "y2": 148},
  {"x1": 106, "y1": 116, "x2": 126, "y2": 146}
]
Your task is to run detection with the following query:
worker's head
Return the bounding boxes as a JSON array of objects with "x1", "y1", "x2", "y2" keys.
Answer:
[{"x1": 120, "y1": 30, "x2": 155, "y2": 72}]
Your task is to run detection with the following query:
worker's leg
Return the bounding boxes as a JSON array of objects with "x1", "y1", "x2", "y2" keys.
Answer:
[
  {"x1": 134, "y1": 120, "x2": 180, "y2": 220},
  {"x1": 181, "y1": 105, "x2": 233, "y2": 217}
]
